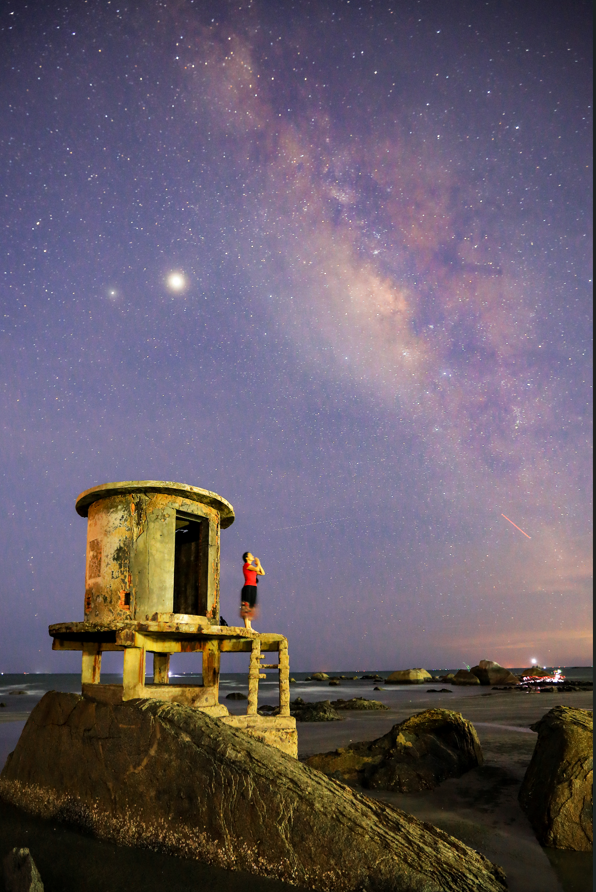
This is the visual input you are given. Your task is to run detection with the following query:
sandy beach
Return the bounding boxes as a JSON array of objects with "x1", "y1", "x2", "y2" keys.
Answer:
[{"x1": 0, "y1": 674, "x2": 592, "y2": 892}]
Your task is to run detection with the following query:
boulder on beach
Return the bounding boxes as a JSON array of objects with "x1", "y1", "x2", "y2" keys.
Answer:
[
  {"x1": 0, "y1": 692, "x2": 507, "y2": 892},
  {"x1": 3, "y1": 847, "x2": 44, "y2": 892},
  {"x1": 330, "y1": 698, "x2": 388, "y2": 711},
  {"x1": 451, "y1": 670, "x2": 481, "y2": 686},
  {"x1": 290, "y1": 698, "x2": 342, "y2": 722},
  {"x1": 519, "y1": 705, "x2": 593, "y2": 851},
  {"x1": 310, "y1": 672, "x2": 330, "y2": 680},
  {"x1": 385, "y1": 668, "x2": 432, "y2": 684},
  {"x1": 305, "y1": 708, "x2": 484, "y2": 793},
  {"x1": 470, "y1": 661, "x2": 519, "y2": 686}
]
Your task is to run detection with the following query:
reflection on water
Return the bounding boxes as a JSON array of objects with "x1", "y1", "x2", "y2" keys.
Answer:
[{"x1": 543, "y1": 848, "x2": 593, "y2": 892}]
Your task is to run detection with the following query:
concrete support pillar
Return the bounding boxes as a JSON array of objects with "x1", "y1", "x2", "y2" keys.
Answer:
[
  {"x1": 153, "y1": 652, "x2": 170, "y2": 684},
  {"x1": 123, "y1": 646, "x2": 146, "y2": 699},
  {"x1": 247, "y1": 638, "x2": 261, "y2": 716},
  {"x1": 278, "y1": 638, "x2": 290, "y2": 717},
  {"x1": 81, "y1": 643, "x2": 102, "y2": 685},
  {"x1": 202, "y1": 640, "x2": 221, "y2": 690}
]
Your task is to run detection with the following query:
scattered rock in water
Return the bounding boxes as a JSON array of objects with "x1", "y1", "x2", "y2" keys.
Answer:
[
  {"x1": 0, "y1": 692, "x2": 507, "y2": 891},
  {"x1": 373, "y1": 686, "x2": 385, "y2": 691},
  {"x1": 427, "y1": 689, "x2": 453, "y2": 694},
  {"x1": 385, "y1": 668, "x2": 432, "y2": 685},
  {"x1": 360, "y1": 674, "x2": 384, "y2": 681},
  {"x1": 289, "y1": 678, "x2": 296, "y2": 683},
  {"x1": 328, "y1": 680, "x2": 341, "y2": 686},
  {"x1": 330, "y1": 698, "x2": 388, "y2": 711},
  {"x1": 519, "y1": 705, "x2": 593, "y2": 851},
  {"x1": 290, "y1": 698, "x2": 342, "y2": 722},
  {"x1": 451, "y1": 670, "x2": 481, "y2": 686},
  {"x1": 310, "y1": 672, "x2": 330, "y2": 681},
  {"x1": 305, "y1": 708, "x2": 483, "y2": 792},
  {"x1": 257, "y1": 705, "x2": 278, "y2": 716},
  {"x1": 0, "y1": 702, "x2": 6, "y2": 708},
  {"x1": 225, "y1": 692, "x2": 248, "y2": 700},
  {"x1": 3, "y1": 846, "x2": 44, "y2": 892},
  {"x1": 470, "y1": 661, "x2": 519, "y2": 686}
]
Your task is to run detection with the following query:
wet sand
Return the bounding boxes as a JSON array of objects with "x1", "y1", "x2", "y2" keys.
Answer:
[
  {"x1": 0, "y1": 684, "x2": 592, "y2": 892},
  {"x1": 296, "y1": 687, "x2": 593, "y2": 892}
]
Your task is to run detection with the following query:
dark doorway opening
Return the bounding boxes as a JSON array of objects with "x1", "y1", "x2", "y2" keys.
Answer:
[{"x1": 173, "y1": 514, "x2": 209, "y2": 615}]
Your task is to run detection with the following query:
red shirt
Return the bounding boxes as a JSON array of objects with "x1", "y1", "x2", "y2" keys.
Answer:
[{"x1": 243, "y1": 562, "x2": 257, "y2": 586}]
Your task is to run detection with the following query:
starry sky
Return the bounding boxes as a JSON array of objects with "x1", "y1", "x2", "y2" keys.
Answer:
[{"x1": 1, "y1": 0, "x2": 592, "y2": 673}]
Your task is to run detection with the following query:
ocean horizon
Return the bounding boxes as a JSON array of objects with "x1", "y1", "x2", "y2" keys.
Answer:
[{"x1": 2, "y1": 666, "x2": 592, "y2": 769}]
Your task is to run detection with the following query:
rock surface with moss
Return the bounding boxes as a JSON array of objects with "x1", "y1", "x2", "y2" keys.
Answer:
[{"x1": 0, "y1": 692, "x2": 508, "y2": 892}]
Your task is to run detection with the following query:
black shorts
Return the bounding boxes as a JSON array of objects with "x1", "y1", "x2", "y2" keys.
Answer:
[{"x1": 241, "y1": 585, "x2": 258, "y2": 608}]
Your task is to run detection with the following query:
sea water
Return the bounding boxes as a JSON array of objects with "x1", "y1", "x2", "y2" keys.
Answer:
[{"x1": 1, "y1": 666, "x2": 592, "y2": 770}]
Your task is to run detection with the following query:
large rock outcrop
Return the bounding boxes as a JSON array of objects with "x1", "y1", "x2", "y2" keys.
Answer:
[
  {"x1": 470, "y1": 661, "x2": 519, "y2": 686},
  {"x1": 0, "y1": 692, "x2": 508, "y2": 892},
  {"x1": 290, "y1": 697, "x2": 343, "y2": 721},
  {"x1": 305, "y1": 708, "x2": 483, "y2": 793},
  {"x1": 331, "y1": 698, "x2": 389, "y2": 711},
  {"x1": 451, "y1": 670, "x2": 480, "y2": 686},
  {"x1": 386, "y1": 668, "x2": 432, "y2": 684},
  {"x1": 519, "y1": 706, "x2": 593, "y2": 851},
  {"x1": 288, "y1": 698, "x2": 389, "y2": 722}
]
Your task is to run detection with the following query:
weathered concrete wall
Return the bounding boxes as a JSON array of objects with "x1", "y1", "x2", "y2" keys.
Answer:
[
  {"x1": 222, "y1": 715, "x2": 298, "y2": 758},
  {"x1": 85, "y1": 495, "x2": 134, "y2": 623},
  {"x1": 83, "y1": 491, "x2": 221, "y2": 624}
]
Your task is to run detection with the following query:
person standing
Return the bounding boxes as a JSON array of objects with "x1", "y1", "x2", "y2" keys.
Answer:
[{"x1": 241, "y1": 551, "x2": 264, "y2": 631}]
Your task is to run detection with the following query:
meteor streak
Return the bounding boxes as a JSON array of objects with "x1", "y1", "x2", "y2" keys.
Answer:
[
  {"x1": 501, "y1": 514, "x2": 531, "y2": 538},
  {"x1": 270, "y1": 517, "x2": 350, "y2": 533}
]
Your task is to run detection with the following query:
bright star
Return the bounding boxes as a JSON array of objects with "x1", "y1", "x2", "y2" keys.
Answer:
[{"x1": 167, "y1": 272, "x2": 186, "y2": 291}]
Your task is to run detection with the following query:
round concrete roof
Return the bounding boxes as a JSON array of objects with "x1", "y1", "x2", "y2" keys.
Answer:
[{"x1": 75, "y1": 480, "x2": 235, "y2": 527}]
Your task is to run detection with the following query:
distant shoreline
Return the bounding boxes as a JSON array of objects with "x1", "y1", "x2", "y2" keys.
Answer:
[{"x1": 1, "y1": 666, "x2": 593, "y2": 676}]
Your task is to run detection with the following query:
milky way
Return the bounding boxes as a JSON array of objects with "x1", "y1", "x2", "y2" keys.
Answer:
[{"x1": 0, "y1": 1, "x2": 592, "y2": 671}]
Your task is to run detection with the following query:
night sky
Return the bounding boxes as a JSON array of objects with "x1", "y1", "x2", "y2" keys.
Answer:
[{"x1": 1, "y1": 1, "x2": 592, "y2": 673}]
